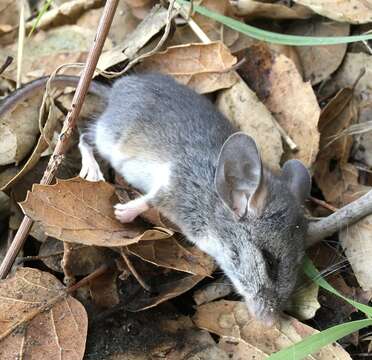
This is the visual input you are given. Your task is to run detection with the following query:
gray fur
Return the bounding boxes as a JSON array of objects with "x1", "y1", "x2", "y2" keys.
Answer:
[
  {"x1": 90, "y1": 73, "x2": 310, "y2": 325},
  {"x1": 0, "y1": 73, "x2": 310, "y2": 324}
]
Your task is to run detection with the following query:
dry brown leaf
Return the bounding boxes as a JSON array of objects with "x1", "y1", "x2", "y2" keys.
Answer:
[
  {"x1": 126, "y1": 273, "x2": 204, "y2": 311},
  {"x1": 286, "y1": 18, "x2": 349, "y2": 85},
  {"x1": 89, "y1": 268, "x2": 120, "y2": 308},
  {"x1": 231, "y1": 0, "x2": 313, "y2": 20},
  {"x1": 321, "y1": 53, "x2": 372, "y2": 168},
  {"x1": 193, "y1": 300, "x2": 351, "y2": 359},
  {"x1": 39, "y1": 237, "x2": 114, "y2": 275},
  {"x1": 293, "y1": 0, "x2": 372, "y2": 24},
  {"x1": 128, "y1": 237, "x2": 215, "y2": 276},
  {"x1": 193, "y1": 278, "x2": 233, "y2": 305},
  {"x1": 238, "y1": 44, "x2": 320, "y2": 166},
  {"x1": 216, "y1": 77, "x2": 283, "y2": 169},
  {"x1": 137, "y1": 42, "x2": 238, "y2": 94},
  {"x1": 0, "y1": 267, "x2": 87, "y2": 360},
  {"x1": 0, "y1": 94, "x2": 44, "y2": 166},
  {"x1": 20, "y1": 177, "x2": 173, "y2": 247}
]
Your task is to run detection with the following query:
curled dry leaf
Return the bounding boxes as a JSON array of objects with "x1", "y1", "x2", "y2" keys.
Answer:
[
  {"x1": 128, "y1": 237, "x2": 215, "y2": 276},
  {"x1": 293, "y1": 0, "x2": 372, "y2": 24},
  {"x1": 137, "y1": 42, "x2": 238, "y2": 94},
  {"x1": 238, "y1": 43, "x2": 320, "y2": 166},
  {"x1": 322, "y1": 53, "x2": 372, "y2": 168},
  {"x1": 231, "y1": 0, "x2": 313, "y2": 20},
  {"x1": 97, "y1": 5, "x2": 178, "y2": 72},
  {"x1": 126, "y1": 273, "x2": 204, "y2": 312},
  {"x1": 0, "y1": 267, "x2": 87, "y2": 360},
  {"x1": 193, "y1": 300, "x2": 351, "y2": 359},
  {"x1": 20, "y1": 177, "x2": 173, "y2": 247},
  {"x1": 286, "y1": 18, "x2": 349, "y2": 85},
  {"x1": 216, "y1": 77, "x2": 283, "y2": 169}
]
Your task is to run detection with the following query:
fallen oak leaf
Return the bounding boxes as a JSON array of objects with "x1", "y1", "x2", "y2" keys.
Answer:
[
  {"x1": 0, "y1": 267, "x2": 87, "y2": 360},
  {"x1": 137, "y1": 42, "x2": 238, "y2": 94},
  {"x1": 19, "y1": 177, "x2": 173, "y2": 247}
]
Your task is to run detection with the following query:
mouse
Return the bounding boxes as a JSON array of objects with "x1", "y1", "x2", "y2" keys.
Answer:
[{"x1": 0, "y1": 73, "x2": 311, "y2": 326}]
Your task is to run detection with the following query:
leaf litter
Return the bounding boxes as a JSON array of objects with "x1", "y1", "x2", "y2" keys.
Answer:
[{"x1": 1, "y1": 0, "x2": 372, "y2": 359}]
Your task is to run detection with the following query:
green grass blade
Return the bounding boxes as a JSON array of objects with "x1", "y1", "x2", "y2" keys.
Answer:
[
  {"x1": 267, "y1": 319, "x2": 372, "y2": 360},
  {"x1": 303, "y1": 257, "x2": 372, "y2": 317},
  {"x1": 28, "y1": 0, "x2": 53, "y2": 37},
  {"x1": 177, "y1": 0, "x2": 372, "y2": 46}
]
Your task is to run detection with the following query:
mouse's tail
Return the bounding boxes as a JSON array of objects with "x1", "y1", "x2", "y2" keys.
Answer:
[{"x1": 0, "y1": 75, "x2": 109, "y2": 117}]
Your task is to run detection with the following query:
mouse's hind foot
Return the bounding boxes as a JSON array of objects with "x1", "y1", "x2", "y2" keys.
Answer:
[
  {"x1": 114, "y1": 198, "x2": 150, "y2": 223},
  {"x1": 79, "y1": 134, "x2": 105, "y2": 182}
]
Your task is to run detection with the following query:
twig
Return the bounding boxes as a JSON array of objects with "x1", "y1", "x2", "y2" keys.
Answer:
[
  {"x1": 309, "y1": 196, "x2": 338, "y2": 213},
  {"x1": 307, "y1": 190, "x2": 372, "y2": 247},
  {"x1": 0, "y1": 56, "x2": 13, "y2": 75},
  {"x1": 16, "y1": 0, "x2": 26, "y2": 88},
  {"x1": 67, "y1": 263, "x2": 110, "y2": 294},
  {"x1": 0, "y1": 0, "x2": 119, "y2": 279},
  {"x1": 120, "y1": 248, "x2": 152, "y2": 292}
]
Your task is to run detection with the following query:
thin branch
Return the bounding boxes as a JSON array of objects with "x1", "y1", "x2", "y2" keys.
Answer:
[
  {"x1": 307, "y1": 190, "x2": 372, "y2": 247},
  {"x1": 0, "y1": 0, "x2": 119, "y2": 279}
]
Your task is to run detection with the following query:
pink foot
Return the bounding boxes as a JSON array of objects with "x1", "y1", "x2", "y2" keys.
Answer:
[{"x1": 114, "y1": 199, "x2": 150, "y2": 223}]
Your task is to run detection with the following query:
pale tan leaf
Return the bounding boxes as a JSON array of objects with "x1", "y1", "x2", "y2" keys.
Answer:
[
  {"x1": 238, "y1": 44, "x2": 320, "y2": 166},
  {"x1": 218, "y1": 336, "x2": 268, "y2": 359},
  {"x1": 286, "y1": 18, "x2": 349, "y2": 85},
  {"x1": 128, "y1": 237, "x2": 215, "y2": 276},
  {"x1": 137, "y1": 42, "x2": 238, "y2": 94},
  {"x1": 293, "y1": 0, "x2": 372, "y2": 24},
  {"x1": 0, "y1": 267, "x2": 87, "y2": 360},
  {"x1": 216, "y1": 77, "x2": 283, "y2": 169},
  {"x1": 19, "y1": 177, "x2": 173, "y2": 247},
  {"x1": 193, "y1": 300, "x2": 351, "y2": 359}
]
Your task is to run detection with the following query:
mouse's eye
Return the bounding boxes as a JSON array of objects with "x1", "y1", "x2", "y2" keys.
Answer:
[{"x1": 262, "y1": 249, "x2": 279, "y2": 280}]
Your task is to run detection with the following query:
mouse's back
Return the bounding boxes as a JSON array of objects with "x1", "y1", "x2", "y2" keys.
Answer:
[{"x1": 93, "y1": 73, "x2": 236, "y2": 167}]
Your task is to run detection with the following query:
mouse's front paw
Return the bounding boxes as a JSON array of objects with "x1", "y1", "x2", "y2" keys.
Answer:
[{"x1": 114, "y1": 199, "x2": 149, "y2": 223}]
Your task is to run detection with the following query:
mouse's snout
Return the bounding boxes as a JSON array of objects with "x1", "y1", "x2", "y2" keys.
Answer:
[{"x1": 245, "y1": 293, "x2": 280, "y2": 328}]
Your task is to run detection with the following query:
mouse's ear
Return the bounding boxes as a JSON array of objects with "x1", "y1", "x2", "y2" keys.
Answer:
[
  {"x1": 215, "y1": 132, "x2": 267, "y2": 217},
  {"x1": 282, "y1": 159, "x2": 311, "y2": 203}
]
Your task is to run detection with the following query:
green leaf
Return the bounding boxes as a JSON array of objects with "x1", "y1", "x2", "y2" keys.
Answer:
[
  {"x1": 267, "y1": 319, "x2": 372, "y2": 360},
  {"x1": 303, "y1": 257, "x2": 372, "y2": 317},
  {"x1": 177, "y1": 0, "x2": 372, "y2": 46}
]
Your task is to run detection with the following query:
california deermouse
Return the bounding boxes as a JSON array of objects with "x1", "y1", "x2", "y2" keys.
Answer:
[{"x1": 1, "y1": 73, "x2": 311, "y2": 325}]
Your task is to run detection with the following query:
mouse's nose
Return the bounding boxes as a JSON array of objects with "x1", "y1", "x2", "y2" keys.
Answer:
[{"x1": 245, "y1": 298, "x2": 279, "y2": 328}]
